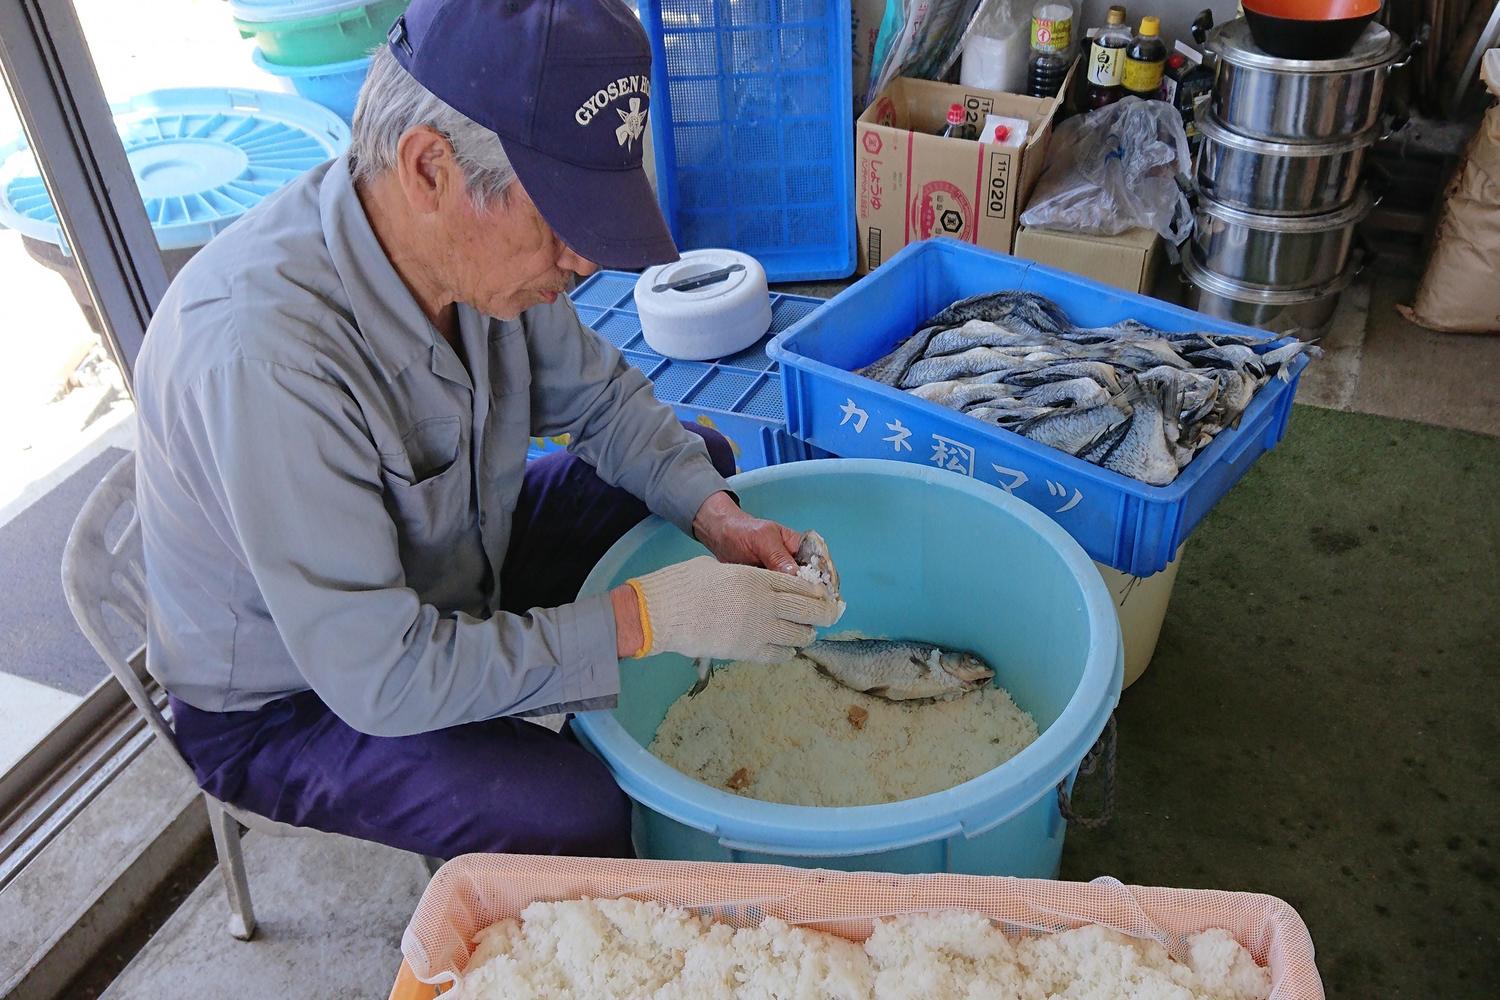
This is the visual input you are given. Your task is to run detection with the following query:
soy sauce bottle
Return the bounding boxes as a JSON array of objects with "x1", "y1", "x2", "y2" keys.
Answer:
[
  {"x1": 1122, "y1": 15, "x2": 1167, "y2": 100},
  {"x1": 939, "y1": 102, "x2": 976, "y2": 140},
  {"x1": 1084, "y1": 5, "x2": 1131, "y2": 109},
  {"x1": 1026, "y1": 2, "x2": 1075, "y2": 99}
]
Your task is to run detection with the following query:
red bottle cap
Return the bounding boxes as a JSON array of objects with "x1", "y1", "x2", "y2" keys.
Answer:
[
  {"x1": 1167, "y1": 53, "x2": 1187, "y2": 69},
  {"x1": 994, "y1": 124, "x2": 1010, "y2": 141},
  {"x1": 947, "y1": 103, "x2": 964, "y2": 125}
]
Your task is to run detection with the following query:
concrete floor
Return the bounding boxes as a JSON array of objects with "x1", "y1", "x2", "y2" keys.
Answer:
[
  {"x1": 93, "y1": 833, "x2": 429, "y2": 999},
  {"x1": 67, "y1": 263, "x2": 1500, "y2": 999},
  {"x1": 1294, "y1": 264, "x2": 1500, "y2": 437}
]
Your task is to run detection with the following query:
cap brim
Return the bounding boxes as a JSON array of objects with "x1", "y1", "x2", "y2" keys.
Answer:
[{"x1": 505, "y1": 141, "x2": 678, "y2": 271}]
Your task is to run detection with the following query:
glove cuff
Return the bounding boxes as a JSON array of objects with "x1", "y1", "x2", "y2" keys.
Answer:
[{"x1": 624, "y1": 579, "x2": 653, "y2": 659}]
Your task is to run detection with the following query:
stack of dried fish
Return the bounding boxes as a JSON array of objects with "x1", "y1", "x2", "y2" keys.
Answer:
[{"x1": 855, "y1": 290, "x2": 1320, "y2": 486}]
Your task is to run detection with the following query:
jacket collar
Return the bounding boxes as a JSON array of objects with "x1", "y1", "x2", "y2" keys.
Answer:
[{"x1": 319, "y1": 155, "x2": 440, "y2": 383}]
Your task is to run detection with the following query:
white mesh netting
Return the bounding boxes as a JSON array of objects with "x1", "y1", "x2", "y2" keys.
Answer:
[{"x1": 400, "y1": 854, "x2": 1322, "y2": 999}]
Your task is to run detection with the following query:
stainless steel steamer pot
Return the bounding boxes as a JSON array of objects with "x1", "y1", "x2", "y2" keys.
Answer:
[
  {"x1": 1182, "y1": 254, "x2": 1353, "y2": 338},
  {"x1": 1190, "y1": 189, "x2": 1371, "y2": 289},
  {"x1": 1205, "y1": 19, "x2": 1409, "y2": 143},
  {"x1": 1196, "y1": 111, "x2": 1377, "y2": 216}
]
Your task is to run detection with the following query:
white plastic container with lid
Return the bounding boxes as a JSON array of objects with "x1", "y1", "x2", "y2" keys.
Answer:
[{"x1": 633, "y1": 249, "x2": 772, "y2": 361}]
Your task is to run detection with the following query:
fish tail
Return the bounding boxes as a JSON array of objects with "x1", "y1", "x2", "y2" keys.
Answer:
[{"x1": 1111, "y1": 377, "x2": 1146, "y2": 413}]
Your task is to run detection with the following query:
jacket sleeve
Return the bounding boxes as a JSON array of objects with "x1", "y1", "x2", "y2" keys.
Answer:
[
  {"x1": 524, "y1": 299, "x2": 730, "y2": 534},
  {"x1": 172, "y1": 353, "x2": 620, "y2": 737}
]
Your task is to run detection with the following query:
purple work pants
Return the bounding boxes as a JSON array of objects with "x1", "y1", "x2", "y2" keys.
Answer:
[{"x1": 169, "y1": 424, "x2": 735, "y2": 860}]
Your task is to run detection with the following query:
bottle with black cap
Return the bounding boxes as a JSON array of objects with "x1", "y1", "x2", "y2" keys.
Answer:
[{"x1": 1084, "y1": 5, "x2": 1131, "y2": 109}]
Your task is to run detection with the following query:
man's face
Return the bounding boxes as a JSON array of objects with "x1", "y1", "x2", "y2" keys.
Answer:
[{"x1": 440, "y1": 178, "x2": 599, "y2": 321}]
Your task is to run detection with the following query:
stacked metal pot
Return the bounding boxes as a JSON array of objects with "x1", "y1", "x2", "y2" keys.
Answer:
[{"x1": 1184, "y1": 18, "x2": 1412, "y2": 337}]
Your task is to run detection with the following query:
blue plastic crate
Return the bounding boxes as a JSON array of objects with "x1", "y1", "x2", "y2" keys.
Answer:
[
  {"x1": 767, "y1": 238, "x2": 1312, "y2": 577},
  {"x1": 530, "y1": 271, "x2": 830, "y2": 473},
  {"x1": 638, "y1": 0, "x2": 856, "y2": 282}
]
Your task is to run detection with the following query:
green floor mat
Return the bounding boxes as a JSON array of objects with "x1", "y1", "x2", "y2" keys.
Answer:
[{"x1": 1061, "y1": 404, "x2": 1499, "y2": 998}]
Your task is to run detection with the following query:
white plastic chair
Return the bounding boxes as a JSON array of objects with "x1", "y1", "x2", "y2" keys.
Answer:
[{"x1": 60, "y1": 453, "x2": 307, "y2": 941}]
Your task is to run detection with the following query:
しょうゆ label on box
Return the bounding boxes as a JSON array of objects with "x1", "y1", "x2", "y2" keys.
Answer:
[{"x1": 855, "y1": 77, "x2": 1062, "y2": 274}]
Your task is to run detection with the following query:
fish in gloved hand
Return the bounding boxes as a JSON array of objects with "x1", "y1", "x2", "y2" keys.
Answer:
[
  {"x1": 794, "y1": 639, "x2": 995, "y2": 702},
  {"x1": 793, "y1": 530, "x2": 842, "y2": 609},
  {"x1": 690, "y1": 530, "x2": 843, "y2": 697}
]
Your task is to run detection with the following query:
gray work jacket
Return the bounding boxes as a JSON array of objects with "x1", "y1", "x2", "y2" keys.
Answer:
[{"x1": 133, "y1": 156, "x2": 726, "y2": 736}]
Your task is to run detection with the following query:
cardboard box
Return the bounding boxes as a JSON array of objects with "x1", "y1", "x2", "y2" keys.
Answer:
[
  {"x1": 1013, "y1": 226, "x2": 1165, "y2": 294},
  {"x1": 855, "y1": 77, "x2": 1061, "y2": 273}
]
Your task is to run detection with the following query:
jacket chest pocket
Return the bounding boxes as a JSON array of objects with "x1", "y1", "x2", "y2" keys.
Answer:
[{"x1": 379, "y1": 416, "x2": 472, "y2": 545}]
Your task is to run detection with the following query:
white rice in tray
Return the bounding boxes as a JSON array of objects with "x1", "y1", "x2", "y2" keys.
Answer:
[
  {"x1": 460, "y1": 898, "x2": 1274, "y2": 1000},
  {"x1": 649, "y1": 657, "x2": 1039, "y2": 806}
]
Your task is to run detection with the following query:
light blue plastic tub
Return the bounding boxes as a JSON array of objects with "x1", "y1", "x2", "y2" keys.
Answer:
[
  {"x1": 572, "y1": 459, "x2": 1124, "y2": 876},
  {"x1": 252, "y1": 49, "x2": 370, "y2": 123}
]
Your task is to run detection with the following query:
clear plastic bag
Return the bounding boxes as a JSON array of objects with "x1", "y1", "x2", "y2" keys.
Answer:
[{"x1": 1019, "y1": 97, "x2": 1194, "y2": 244}]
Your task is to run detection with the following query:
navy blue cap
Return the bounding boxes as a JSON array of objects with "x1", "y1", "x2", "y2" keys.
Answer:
[{"x1": 388, "y1": 0, "x2": 677, "y2": 270}]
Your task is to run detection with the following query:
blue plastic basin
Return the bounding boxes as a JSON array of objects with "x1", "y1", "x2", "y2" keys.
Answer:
[
  {"x1": 252, "y1": 49, "x2": 370, "y2": 123},
  {"x1": 572, "y1": 459, "x2": 1123, "y2": 876}
]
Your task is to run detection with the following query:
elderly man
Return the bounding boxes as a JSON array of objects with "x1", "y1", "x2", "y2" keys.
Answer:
[{"x1": 132, "y1": 0, "x2": 840, "y2": 861}]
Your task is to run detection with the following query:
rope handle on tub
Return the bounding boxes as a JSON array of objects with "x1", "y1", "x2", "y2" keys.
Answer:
[{"x1": 1057, "y1": 714, "x2": 1117, "y2": 830}]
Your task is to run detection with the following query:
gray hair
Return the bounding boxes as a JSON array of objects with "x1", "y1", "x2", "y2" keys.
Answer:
[{"x1": 348, "y1": 46, "x2": 517, "y2": 208}]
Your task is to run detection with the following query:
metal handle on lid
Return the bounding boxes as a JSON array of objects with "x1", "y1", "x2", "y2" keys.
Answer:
[
  {"x1": 1349, "y1": 244, "x2": 1374, "y2": 277},
  {"x1": 1190, "y1": 8, "x2": 1214, "y2": 47},
  {"x1": 652, "y1": 263, "x2": 745, "y2": 294},
  {"x1": 1386, "y1": 22, "x2": 1429, "y2": 74},
  {"x1": 1364, "y1": 158, "x2": 1394, "y2": 203}
]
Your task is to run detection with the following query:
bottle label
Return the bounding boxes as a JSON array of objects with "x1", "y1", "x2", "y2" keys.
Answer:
[
  {"x1": 1159, "y1": 75, "x2": 1179, "y2": 104},
  {"x1": 1031, "y1": 16, "x2": 1072, "y2": 53},
  {"x1": 1123, "y1": 58, "x2": 1164, "y2": 93},
  {"x1": 1086, "y1": 43, "x2": 1124, "y2": 86}
]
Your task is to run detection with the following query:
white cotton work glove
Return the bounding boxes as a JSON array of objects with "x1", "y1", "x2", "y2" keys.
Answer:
[{"x1": 626, "y1": 556, "x2": 843, "y2": 663}]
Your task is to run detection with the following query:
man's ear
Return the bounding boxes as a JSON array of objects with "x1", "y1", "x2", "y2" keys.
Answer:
[{"x1": 394, "y1": 125, "x2": 459, "y2": 215}]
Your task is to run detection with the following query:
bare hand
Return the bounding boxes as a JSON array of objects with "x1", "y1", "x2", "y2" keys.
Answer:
[{"x1": 691, "y1": 491, "x2": 801, "y2": 575}]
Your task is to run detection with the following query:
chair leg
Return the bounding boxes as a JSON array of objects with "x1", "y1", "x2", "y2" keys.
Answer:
[{"x1": 205, "y1": 795, "x2": 257, "y2": 941}]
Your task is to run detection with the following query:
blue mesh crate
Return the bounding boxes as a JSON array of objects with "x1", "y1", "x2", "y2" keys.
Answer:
[
  {"x1": 529, "y1": 272, "x2": 831, "y2": 473},
  {"x1": 639, "y1": 0, "x2": 855, "y2": 282}
]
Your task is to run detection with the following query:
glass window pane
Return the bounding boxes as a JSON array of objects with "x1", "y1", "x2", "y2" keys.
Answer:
[{"x1": 0, "y1": 72, "x2": 131, "y2": 774}]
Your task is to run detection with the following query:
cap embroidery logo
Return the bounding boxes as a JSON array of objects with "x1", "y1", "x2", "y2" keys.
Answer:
[
  {"x1": 615, "y1": 98, "x2": 647, "y2": 148},
  {"x1": 574, "y1": 76, "x2": 651, "y2": 126}
]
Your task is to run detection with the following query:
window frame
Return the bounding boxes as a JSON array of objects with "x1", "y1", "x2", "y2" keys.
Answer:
[{"x1": 0, "y1": 0, "x2": 167, "y2": 874}]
